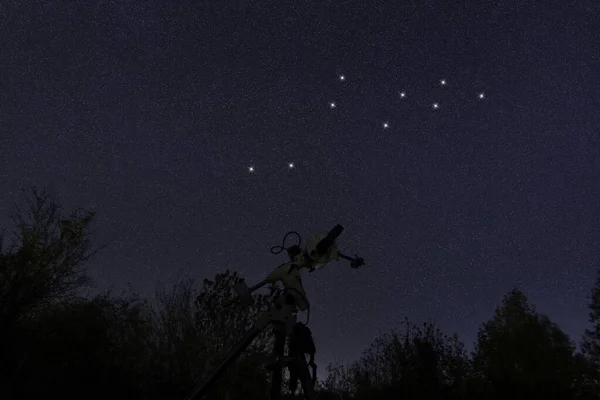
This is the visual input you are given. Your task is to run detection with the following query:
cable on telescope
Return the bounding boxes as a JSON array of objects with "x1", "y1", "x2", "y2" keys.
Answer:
[{"x1": 270, "y1": 231, "x2": 302, "y2": 259}]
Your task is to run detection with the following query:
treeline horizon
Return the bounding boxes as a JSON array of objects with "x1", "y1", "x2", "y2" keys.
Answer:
[{"x1": 1, "y1": 189, "x2": 599, "y2": 399}]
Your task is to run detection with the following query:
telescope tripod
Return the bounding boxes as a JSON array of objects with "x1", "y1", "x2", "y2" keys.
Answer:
[
  {"x1": 184, "y1": 291, "x2": 317, "y2": 400},
  {"x1": 185, "y1": 224, "x2": 365, "y2": 400}
]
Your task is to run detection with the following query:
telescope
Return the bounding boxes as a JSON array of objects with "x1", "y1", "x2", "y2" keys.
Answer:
[{"x1": 184, "y1": 224, "x2": 365, "y2": 400}]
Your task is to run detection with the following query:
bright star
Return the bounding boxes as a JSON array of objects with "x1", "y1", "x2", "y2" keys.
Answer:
[
  {"x1": 383, "y1": 122, "x2": 389, "y2": 129},
  {"x1": 339, "y1": 75, "x2": 345, "y2": 81},
  {"x1": 432, "y1": 103, "x2": 439, "y2": 109},
  {"x1": 330, "y1": 102, "x2": 336, "y2": 108},
  {"x1": 400, "y1": 92, "x2": 406, "y2": 98},
  {"x1": 440, "y1": 79, "x2": 446, "y2": 85},
  {"x1": 479, "y1": 93, "x2": 485, "y2": 99},
  {"x1": 248, "y1": 166, "x2": 255, "y2": 173},
  {"x1": 288, "y1": 162, "x2": 295, "y2": 169}
]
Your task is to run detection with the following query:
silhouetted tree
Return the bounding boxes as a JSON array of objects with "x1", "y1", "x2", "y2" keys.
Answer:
[
  {"x1": 572, "y1": 352, "x2": 600, "y2": 400},
  {"x1": 0, "y1": 189, "x2": 98, "y2": 327},
  {"x1": 8, "y1": 289, "x2": 154, "y2": 400},
  {"x1": 582, "y1": 271, "x2": 600, "y2": 365},
  {"x1": 471, "y1": 288, "x2": 578, "y2": 399},
  {"x1": 5, "y1": 189, "x2": 600, "y2": 400},
  {"x1": 0, "y1": 188, "x2": 100, "y2": 398},
  {"x1": 323, "y1": 319, "x2": 469, "y2": 400},
  {"x1": 579, "y1": 270, "x2": 600, "y2": 397},
  {"x1": 196, "y1": 270, "x2": 275, "y2": 400},
  {"x1": 149, "y1": 271, "x2": 274, "y2": 400},
  {"x1": 147, "y1": 278, "x2": 206, "y2": 399},
  {"x1": 322, "y1": 363, "x2": 354, "y2": 399}
]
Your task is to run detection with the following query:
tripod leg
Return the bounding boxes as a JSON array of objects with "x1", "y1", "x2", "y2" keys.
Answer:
[
  {"x1": 296, "y1": 354, "x2": 317, "y2": 400},
  {"x1": 184, "y1": 326, "x2": 264, "y2": 400},
  {"x1": 270, "y1": 326, "x2": 286, "y2": 400}
]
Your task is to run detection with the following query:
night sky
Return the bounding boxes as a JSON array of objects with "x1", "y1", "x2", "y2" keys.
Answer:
[{"x1": 2, "y1": 0, "x2": 600, "y2": 372}]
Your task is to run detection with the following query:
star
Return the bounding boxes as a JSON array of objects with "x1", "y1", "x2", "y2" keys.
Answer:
[
  {"x1": 399, "y1": 91, "x2": 406, "y2": 98},
  {"x1": 339, "y1": 75, "x2": 345, "y2": 81},
  {"x1": 440, "y1": 79, "x2": 447, "y2": 86},
  {"x1": 383, "y1": 122, "x2": 389, "y2": 129},
  {"x1": 248, "y1": 166, "x2": 255, "y2": 173},
  {"x1": 330, "y1": 102, "x2": 336, "y2": 108},
  {"x1": 288, "y1": 162, "x2": 295, "y2": 169},
  {"x1": 479, "y1": 92, "x2": 485, "y2": 99},
  {"x1": 432, "y1": 103, "x2": 439, "y2": 109}
]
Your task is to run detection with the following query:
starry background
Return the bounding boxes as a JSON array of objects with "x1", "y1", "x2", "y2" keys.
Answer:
[{"x1": 1, "y1": 0, "x2": 600, "y2": 371}]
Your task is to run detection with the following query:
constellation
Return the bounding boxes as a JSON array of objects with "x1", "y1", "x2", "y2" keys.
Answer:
[
  {"x1": 246, "y1": 72, "x2": 487, "y2": 173},
  {"x1": 327, "y1": 74, "x2": 484, "y2": 130}
]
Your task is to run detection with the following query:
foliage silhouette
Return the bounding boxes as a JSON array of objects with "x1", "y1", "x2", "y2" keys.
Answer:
[
  {"x1": 580, "y1": 271, "x2": 600, "y2": 397},
  {"x1": 323, "y1": 318, "x2": 469, "y2": 400},
  {"x1": 0, "y1": 188, "x2": 98, "y2": 331},
  {"x1": 151, "y1": 272, "x2": 274, "y2": 400},
  {"x1": 1, "y1": 189, "x2": 600, "y2": 400},
  {"x1": 471, "y1": 288, "x2": 579, "y2": 399}
]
